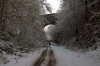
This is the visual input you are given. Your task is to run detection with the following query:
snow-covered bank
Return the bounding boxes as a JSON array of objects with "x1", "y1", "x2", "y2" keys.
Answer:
[
  {"x1": 0, "y1": 48, "x2": 45, "y2": 66},
  {"x1": 52, "y1": 45, "x2": 100, "y2": 66}
]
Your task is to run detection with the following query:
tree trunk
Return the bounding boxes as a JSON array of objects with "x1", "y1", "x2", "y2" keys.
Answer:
[{"x1": 0, "y1": 0, "x2": 6, "y2": 31}]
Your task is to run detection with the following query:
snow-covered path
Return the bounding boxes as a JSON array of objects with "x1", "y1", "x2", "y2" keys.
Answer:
[
  {"x1": 0, "y1": 48, "x2": 45, "y2": 66},
  {"x1": 0, "y1": 45, "x2": 100, "y2": 66},
  {"x1": 52, "y1": 45, "x2": 100, "y2": 66},
  {"x1": 32, "y1": 47, "x2": 56, "y2": 66}
]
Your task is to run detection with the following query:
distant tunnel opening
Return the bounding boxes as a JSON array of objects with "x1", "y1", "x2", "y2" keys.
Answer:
[{"x1": 43, "y1": 24, "x2": 58, "y2": 43}]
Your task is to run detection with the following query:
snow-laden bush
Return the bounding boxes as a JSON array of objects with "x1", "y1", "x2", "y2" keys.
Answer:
[
  {"x1": 0, "y1": 0, "x2": 51, "y2": 51},
  {"x1": 56, "y1": 0, "x2": 100, "y2": 49}
]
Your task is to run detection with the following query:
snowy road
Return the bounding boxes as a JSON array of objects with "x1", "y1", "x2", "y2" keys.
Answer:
[
  {"x1": 0, "y1": 45, "x2": 100, "y2": 66},
  {"x1": 32, "y1": 47, "x2": 56, "y2": 66},
  {"x1": 52, "y1": 45, "x2": 100, "y2": 66}
]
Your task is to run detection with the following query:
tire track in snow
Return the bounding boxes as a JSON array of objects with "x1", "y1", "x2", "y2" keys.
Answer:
[
  {"x1": 32, "y1": 48, "x2": 47, "y2": 66},
  {"x1": 32, "y1": 46, "x2": 56, "y2": 66},
  {"x1": 47, "y1": 47, "x2": 56, "y2": 66}
]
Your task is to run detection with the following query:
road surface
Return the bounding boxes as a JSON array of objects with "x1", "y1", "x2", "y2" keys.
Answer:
[{"x1": 32, "y1": 46, "x2": 56, "y2": 66}]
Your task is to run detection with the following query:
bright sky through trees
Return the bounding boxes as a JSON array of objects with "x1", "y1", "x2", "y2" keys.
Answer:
[{"x1": 46, "y1": 0, "x2": 60, "y2": 13}]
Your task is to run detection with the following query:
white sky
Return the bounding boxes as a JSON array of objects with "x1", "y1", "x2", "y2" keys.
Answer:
[{"x1": 46, "y1": 0, "x2": 60, "y2": 13}]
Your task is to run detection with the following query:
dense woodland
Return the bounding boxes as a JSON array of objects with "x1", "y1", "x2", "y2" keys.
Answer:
[
  {"x1": 0, "y1": 0, "x2": 51, "y2": 55},
  {"x1": 0, "y1": 0, "x2": 100, "y2": 58},
  {"x1": 56, "y1": 0, "x2": 100, "y2": 50}
]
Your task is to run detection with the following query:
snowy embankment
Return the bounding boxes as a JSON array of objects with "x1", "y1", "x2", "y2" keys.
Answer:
[
  {"x1": 52, "y1": 45, "x2": 100, "y2": 66},
  {"x1": 0, "y1": 48, "x2": 45, "y2": 66}
]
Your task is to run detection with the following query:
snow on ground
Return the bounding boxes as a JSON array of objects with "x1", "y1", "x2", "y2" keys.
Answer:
[
  {"x1": 51, "y1": 45, "x2": 100, "y2": 66},
  {"x1": 0, "y1": 48, "x2": 45, "y2": 66},
  {"x1": 0, "y1": 45, "x2": 100, "y2": 66}
]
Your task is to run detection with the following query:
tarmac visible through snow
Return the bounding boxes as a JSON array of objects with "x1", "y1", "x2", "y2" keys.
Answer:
[{"x1": 32, "y1": 46, "x2": 56, "y2": 66}]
